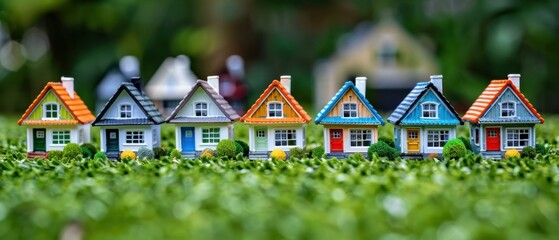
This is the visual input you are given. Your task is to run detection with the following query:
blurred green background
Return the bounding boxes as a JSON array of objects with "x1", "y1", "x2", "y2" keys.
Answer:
[{"x1": 0, "y1": 0, "x2": 558, "y2": 114}]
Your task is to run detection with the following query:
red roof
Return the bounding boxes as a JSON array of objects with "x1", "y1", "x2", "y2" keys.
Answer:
[
  {"x1": 241, "y1": 80, "x2": 311, "y2": 124},
  {"x1": 18, "y1": 82, "x2": 96, "y2": 125},
  {"x1": 462, "y1": 80, "x2": 544, "y2": 124}
]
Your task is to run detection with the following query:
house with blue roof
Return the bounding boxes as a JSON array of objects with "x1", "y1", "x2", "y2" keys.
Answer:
[
  {"x1": 315, "y1": 77, "x2": 385, "y2": 157},
  {"x1": 387, "y1": 75, "x2": 463, "y2": 157}
]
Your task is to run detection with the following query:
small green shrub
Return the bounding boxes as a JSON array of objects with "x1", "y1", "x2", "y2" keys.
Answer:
[
  {"x1": 80, "y1": 146, "x2": 93, "y2": 159},
  {"x1": 289, "y1": 147, "x2": 306, "y2": 160},
  {"x1": 47, "y1": 150, "x2": 63, "y2": 160},
  {"x1": 153, "y1": 147, "x2": 167, "y2": 159},
  {"x1": 458, "y1": 136, "x2": 472, "y2": 151},
  {"x1": 443, "y1": 138, "x2": 467, "y2": 160},
  {"x1": 170, "y1": 149, "x2": 182, "y2": 160},
  {"x1": 216, "y1": 139, "x2": 237, "y2": 159},
  {"x1": 535, "y1": 144, "x2": 548, "y2": 155},
  {"x1": 368, "y1": 141, "x2": 399, "y2": 160},
  {"x1": 378, "y1": 136, "x2": 395, "y2": 148},
  {"x1": 235, "y1": 140, "x2": 249, "y2": 157},
  {"x1": 311, "y1": 146, "x2": 325, "y2": 158},
  {"x1": 137, "y1": 147, "x2": 155, "y2": 160},
  {"x1": 80, "y1": 143, "x2": 97, "y2": 156},
  {"x1": 94, "y1": 152, "x2": 108, "y2": 160},
  {"x1": 234, "y1": 142, "x2": 244, "y2": 155},
  {"x1": 521, "y1": 146, "x2": 537, "y2": 158},
  {"x1": 63, "y1": 143, "x2": 82, "y2": 160}
]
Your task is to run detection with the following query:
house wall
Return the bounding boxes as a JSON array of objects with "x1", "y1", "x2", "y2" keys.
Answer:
[
  {"x1": 251, "y1": 89, "x2": 298, "y2": 118},
  {"x1": 322, "y1": 125, "x2": 378, "y2": 153},
  {"x1": 397, "y1": 126, "x2": 457, "y2": 154},
  {"x1": 28, "y1": 91, "x2": 73, "y2": 120},
  {"x1": 103, "y1": 91, "x2": 148, "y2": 119},
  {"x1": 479, "y1": 88, "x2": 539, "y2": 122},
  {"x1": 400, "y1": 90, "x2": 459, "y2": 125},
  {"x1": 26, "y1": 126, "x2": 81, "y2": 152},
  {"x1": 99, "y1": 125, "x2": 158, "y2": 152},
  {"x1": 477, "y1": 124, "x2": 536, "y2": 152},
  {"x1": 172, "y1": 123, "x2": 232, "y2": 152},
  {"x1": 247, "y1": 124, "x2": 306, "y2": 152},
  {"x1": 326, "y1": 89, "x2": 373, "y2": 118},
  {"x1": 175, "y1": 88, "x2": 227, "y2": 118}
]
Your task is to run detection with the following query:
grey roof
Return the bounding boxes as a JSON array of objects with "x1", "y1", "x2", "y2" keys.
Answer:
[
  {"x1": 93, "y1": 81, "x2": 165, "y2": 126},
  {"x1": 167, "y1": 116, "x2": 233, "y2": 123},
  {"x1": 166, "y1": 80, "x2": 240, "y2": 122}
]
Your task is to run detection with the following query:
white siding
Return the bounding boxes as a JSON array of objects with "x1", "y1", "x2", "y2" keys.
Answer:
[
  {"x1": 172, "y1": 123, "x2": 232, "y2": 152},
  {"x1": 99, "y1": 125, "x2": 160, "y2": 152},
  {"x1": 175, "y1": 88, "x2": 227, "y2": 118},
  {"x1": 103, "y1": 91, "x2": 148, "y2": 119},
  {"x1": 266, "y1": 125, "x2": 305, "y2": 152}
]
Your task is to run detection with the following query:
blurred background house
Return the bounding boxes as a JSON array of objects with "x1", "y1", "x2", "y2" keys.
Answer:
[{"x1": 96, "y1": 56, "x2": 140, "y2": 113}]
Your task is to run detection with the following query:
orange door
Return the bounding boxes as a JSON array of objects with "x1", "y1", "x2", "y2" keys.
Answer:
[
  {"x1": 407, "y1": 129, "x2": 420, "y2": 152},
  {"x1": 330, "y1": 129, "x2": 343, "y2": 152},
  {"x1": 486, "y1": 128, "x2": 500, "y2": 151}
]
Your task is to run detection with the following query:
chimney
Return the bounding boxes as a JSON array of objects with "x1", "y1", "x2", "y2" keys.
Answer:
[
  {"x1": 430, "y1": 75, "x2": 443, "y2": 93},
  {"x1": 508, "y1": 73, "x2": 520, "y2": 89},
  {"x1": 355, "y1": 77, "x2": 367, "y2": 95},
  {"x1": 61, "y1": 76, "x2": 74, "y2": 99},
  {"x1": 207, "y1": 75, "x2": 220, "y2": 94},
  {"x1": 280, "y1": 75, "x2": 291, "y2": 93},
  {"x1": 131, "y1": 77, "x2": 143, "y2": 94}
]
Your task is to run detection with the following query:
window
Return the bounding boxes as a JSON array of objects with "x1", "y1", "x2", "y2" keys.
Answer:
[
  {"x1": 125, "y1": 131, "x2": 145, "y2": 144},
  {"x1": 506, "y1": 129, "x2": 530, "y2": 147},
  {"x1": 268, "y1": 102, "x2": 283, "y2": 118},
  {"x1": 331, "y1": 131, "x2": 341, "y2": 139},
  {"x1": 422, "y1": 103, "x2": 438, "y2": 118},
  {"x1": 501, "y1": 102, "x2": 516, "y2": 117},
  {"x1": 195, "y1": 102, "x2": 208, "y2": 117},
  {"x1": 427, "y1": 130, "x2": 450, "y2": 148},
  {"x1": 119, "y1": 104, "x2": 132, "y2": 118},
  {"x1": 275, "y1": 130, "x2": 296, "y2": 146},
  {"x1": 342, "y1": 103, "x2": 358, "y2": 118},
  {"x1": 52, "y1": 130, "x2": 70, "y2": 145},
  {"x1": 202, "y1": 128, "x2": 220, "y2": 144},
  {"x1": 474, "y1": 128, "x2": 480, "y2": 145},
  {"x1": 44, "y1": 103, "x2": 59, "y2": 119},
  {"x1": 256, "y1": 130, "x2": 266, "y2": 138},
  {"x1": 350, "y1": 130, "x2": 372, "y2": 147}
]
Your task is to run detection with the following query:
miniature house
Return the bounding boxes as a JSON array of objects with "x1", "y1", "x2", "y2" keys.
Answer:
[
  {"x1": 145, "y1": 55, "x2": 198, "y2": 117},
  {"x1": 96, "y1": 56, "x2": 140, "y2": 113},
  {"x1": 240, "y1": 76, "x2": 311, "y2": 159},
  {"x1": 18, "y1": 77, "x2": 96, "y2": 158},
  {"x1": 315, "y1": 77, "x2": 385, "y2": 157},
  {"x1": 166, "y1": 76, "x2": 240, "y2": 158},
  {"x1": 93, "y1": 77, "x2": 165, "y2": 158},
  {"x1": 463, "y1": 74, "x2": 544, "y2": 158},
  {"x1": 388, "y1": 75, "x2": 463, "y2": 157}
]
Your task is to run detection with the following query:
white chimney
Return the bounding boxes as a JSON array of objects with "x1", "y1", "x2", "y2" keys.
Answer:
[
  {"x1": 508, "y1": 73, "x2": 520, "y2": 89},
  {"x1": 61, "y1": 76, "x2": 74, "y2": 98},
  {"x1": 207, "y1": 75, "x2": 220, "y2": 94},
  {"x1": 280, "y1": 75, "x2": 291, "y2": 93},
  {"x1": 430, "y1": 75, "x2": 443, "y2": 93},
  {"x1": 355, "y1": 77, "x2": 367, "y2": 95}
]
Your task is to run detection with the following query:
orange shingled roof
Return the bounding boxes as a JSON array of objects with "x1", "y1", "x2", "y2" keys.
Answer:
[
  {"x1": 462, "y1": 80, "x2": 544, "y2": 124},
  {"x1": 241, "y1": 80, "x2": 311, "y2": 124},
  {"x1": 18, "y1": 82, "x2": 96, "y2": 125}
]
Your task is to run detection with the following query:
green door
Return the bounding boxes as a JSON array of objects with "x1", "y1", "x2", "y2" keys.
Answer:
[
  {"x1": 255, "y1": 127, "x2": 267, "y2": 151},
  {"x1": 33, "y1": 128, "x2": 46, "y2": 152},
  {"x1": 106, "y1": 129, "x2": 119, "y2": 152}
]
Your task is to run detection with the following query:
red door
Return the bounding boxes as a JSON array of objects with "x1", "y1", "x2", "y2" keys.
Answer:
[
  {"x1": 486, "y1": 128, "x2": 500, "y2": 151},
  {"x1": 330, "y1": 129, "x2": 343, "y2": 152}
]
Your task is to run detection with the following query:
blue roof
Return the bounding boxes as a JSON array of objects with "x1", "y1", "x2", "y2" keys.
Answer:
[
  {"x1": 387, "y1": 82, "x2": 463, "y2": 125},
  {"x1": 315, "y1": 81, "x2": 384, "y2": 125}
]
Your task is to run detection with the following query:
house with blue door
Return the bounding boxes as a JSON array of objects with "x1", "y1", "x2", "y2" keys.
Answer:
[
  {"x1": 463, "y1": 74, "x2": 544, "y2": 158},
  {"x1": 166, "y1": 76, "x2": 240, "y2": 158},
  {"x1": 315, "y1": 77, "x2": 385, "y2": 157},
  {"x1": 388, "y1": 75, "x2": 463, "y2": 157},
  {"x1": 93, "y1": 77, "x2": 165, "y2": 159}
]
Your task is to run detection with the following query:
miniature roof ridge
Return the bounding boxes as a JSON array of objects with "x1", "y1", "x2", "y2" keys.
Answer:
[
  {"x1": 315, "y1": 81, "x2": 385, "y2": 125},
  {"x1": 462, "y1": 79, "x2": 544, "y2": 124},
  {"x1": 241, "y1": 79, "x2": 311, "y2": 123},
  {"x1": 18, "y1": 82, "x2": 95, "y2": 125}
]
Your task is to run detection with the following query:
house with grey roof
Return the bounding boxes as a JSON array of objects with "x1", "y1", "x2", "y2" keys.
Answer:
[
  {"x1": 93, "y1": 77, "x2": 165, "y2": 159},
  {"x1": 166, "y1": 76, "x2": 240, "y2": 158}
]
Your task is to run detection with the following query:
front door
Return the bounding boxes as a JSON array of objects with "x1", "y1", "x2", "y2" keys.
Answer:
[
  {"x1": 407, "y1": 129, "x2": 420, "y2": 153},
  {"x1": 106, "y1": 129, "x2": 119, "y2": 152},
  {"x1": 486, "y1": 128, "x2": 500, "y2": 151},
  {"x1": 33, "y1": 129, "x2": 46, "y2": 152},
  {"x1": 255, "y1": 127, "x2": 268, "y2": 151},
  {"x1": 181, "y1": 127, "x2": 195, "y2": 152},
  {"x1": 330, "y1": 129, "x2": 343, "y2": 152}
]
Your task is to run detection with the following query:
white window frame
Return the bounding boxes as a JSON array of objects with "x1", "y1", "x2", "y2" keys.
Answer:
[
  {"x1": 426, "y1": 130, "x2": 450, "y2": 148},
  {"x1": 43, "y1": 102, "x2": 60, "y2": 120},
  {"x1": 125, "y1": 131, "x2": 145, "y2": 145},
  {"x1": 474, "y1": 127, "x2": 480, "y2": 145},
  {"x1": 505, "y1": 128, "x2": 530, "y2": 148},
  {"x1": 52, "y1": 130, "x2": 71, "y2": 145},
  {"x1": 275, "y1": 129, "x2": 296, "y2": 146},
  {"x1": 421, "y1": 102, "x2": 438, "y2": 119},
  {"x1": 342, "y1": 102, "x2": 358, "y2": 118},
  {"x1": 500, "y1": 101, "x2": 516, "y2": 118},
  {"x1": 202, "y1": 128, "x2": 220, "y2": 144},
  {"x1": 119, "y1": 104, "x2": 132, "y2": 119},
  {"x1": 194, "y1": 102, "x2": 209, "y2": 117},
  {"x1": 350, "y1": 129, "x2": 372, "y2": 147},
  {"x1": 268, "y1": 101, "x2": 283, "y2": 118}
]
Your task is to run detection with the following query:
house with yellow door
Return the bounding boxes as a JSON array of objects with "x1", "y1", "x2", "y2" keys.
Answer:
[
  {"x1": 387, "y1": 75, "x2": 463, "y2": 157},
  {"x1": 240, "y1": 76, "x2": 311, "y2": 159}
]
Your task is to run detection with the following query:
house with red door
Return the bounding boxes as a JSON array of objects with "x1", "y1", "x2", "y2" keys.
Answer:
[
  {"x1": 463, "y1": 74, "x2": 544, "y2": 158},
  {"x1": 314, "y1": 77, "x2": 384, "y2": 157}
]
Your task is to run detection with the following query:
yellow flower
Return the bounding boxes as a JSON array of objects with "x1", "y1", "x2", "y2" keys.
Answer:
[
  {"x1": 120, "y1": 150, "x2": 136, "y2": 160},
  {"x1": 504, "y1": 149, "x2": 520, "y2": 159},
  {"x1": 270, "y1": 149, "x2": 286, "y2": 161}
]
